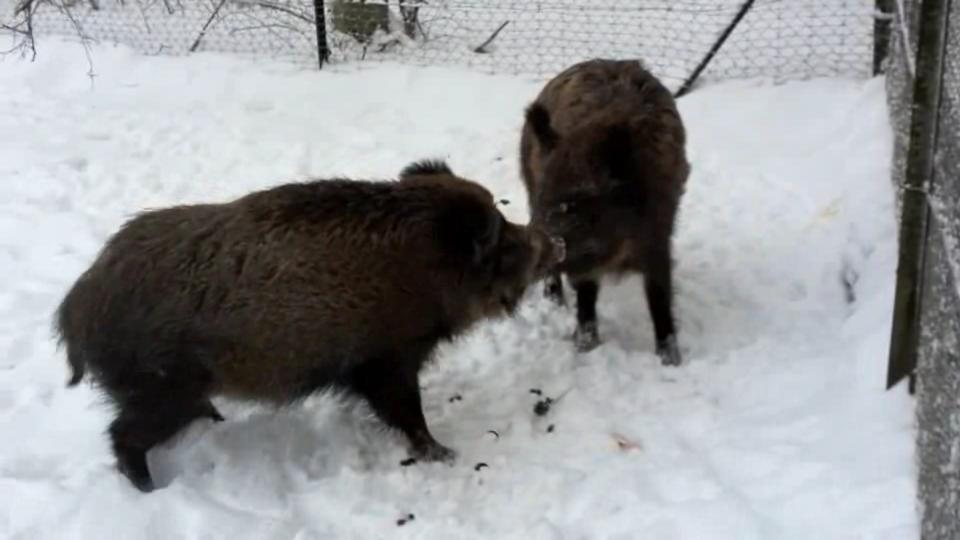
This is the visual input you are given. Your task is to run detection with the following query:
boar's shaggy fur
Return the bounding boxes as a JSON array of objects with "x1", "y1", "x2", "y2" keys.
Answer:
[
  {"x1": 520, "y1": 59, "x2": 689, "y2": 365},
  {"x1": 55, "y1": 160, "x2": 560, "y2": 492}
]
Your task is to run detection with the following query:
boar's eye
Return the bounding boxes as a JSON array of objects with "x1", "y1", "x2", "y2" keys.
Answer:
[{"x1": 555, "y1": 201, "x2": 577, "y2": 215}]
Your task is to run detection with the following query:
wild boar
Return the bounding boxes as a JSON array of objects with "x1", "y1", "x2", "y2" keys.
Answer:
[
  {"x1": 519, "y1": 59, "x2": 689, "y2": 365},
  {"x1": 55, "y1": 159, "x2": 564, "y2": 492}
]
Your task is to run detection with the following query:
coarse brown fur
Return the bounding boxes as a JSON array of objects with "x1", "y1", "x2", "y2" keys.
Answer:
[
  {"x1": 519, "y1": 59, "x2": 689, "y2": 364},
  {"x1": 56, "y1": 160, "x2": 562, "y2": 492}
]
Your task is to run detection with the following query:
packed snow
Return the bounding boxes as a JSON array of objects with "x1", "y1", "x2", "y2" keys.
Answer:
[{"x1": 0, "y1": 39, "x2": 916, "y2": 539}]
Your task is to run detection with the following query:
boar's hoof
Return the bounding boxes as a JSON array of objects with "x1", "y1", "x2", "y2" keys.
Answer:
[
  {"x1": 203, "y1": 402, "x2": 225, "y2": 422},
  {"x1": 656, "y1": 335, "x2": 682, "y2": 367},
  {"x1": 117, "y1": 460, "x2": 155, "y2": 493},
  {"x1": 413, "y1": 441, "x2": 457, "y2": 464},
  {"x1": 573, "y1": 322, "x2": 600, "y2": 352}
]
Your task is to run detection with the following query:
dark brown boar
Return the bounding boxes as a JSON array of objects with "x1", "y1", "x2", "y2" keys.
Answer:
[
  {"x1": 519, "y1": 59, "x2": 689, "y2": 365},
  {"x1": 55, "y1": 159, "x2": 563, "y2": 492}
]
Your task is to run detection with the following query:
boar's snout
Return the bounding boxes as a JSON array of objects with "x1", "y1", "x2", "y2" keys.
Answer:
[
  {"x1": 530, "y1": 227, "x2": 565, "y2": 277},
  {"x1": 530, "y1": 204, "x2": 572, "y2": 245},
  {"x1": 549, "y1": 235, "x2": 566, "y2": 265}
]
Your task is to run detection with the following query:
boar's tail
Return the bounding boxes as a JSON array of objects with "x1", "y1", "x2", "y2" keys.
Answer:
[
  {"x1": 54, "y1": 287, "x2": 87, "y2": 387},
  {"x1": 65, "y1": 348, "x2": 86, "y2": 387}
]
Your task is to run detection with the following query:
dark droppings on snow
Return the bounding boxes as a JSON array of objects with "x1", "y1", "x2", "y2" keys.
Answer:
[
  {"x1": 400, "y1": 457, "x2": 417, "y2": 467},
  {"x1": 547, "y1": 424, "x2": 555, "y2": 433},
  {"x1": 448, "y1": 393, "x2": 463, "y2": 403},
  {"x1": 474, "y1": 462, "x2": 489, "y2": 471},
  {"x1": 534, "y1": 397, "x2": 553, "y2": 416},
  {"x1": 396, "y1": 513, "x2": 415, "y2": 526},
  {"x1": 529, "y1": 388, "x2": 542, "y2": 395}
]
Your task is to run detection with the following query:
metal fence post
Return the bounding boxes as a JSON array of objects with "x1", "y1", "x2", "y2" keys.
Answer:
[
  {"x1": 314, "y1": 0, "x2": 330, "y2": 69},
  {"x1": 887, "y1": 0, "x2": 952, "y2": 390}
]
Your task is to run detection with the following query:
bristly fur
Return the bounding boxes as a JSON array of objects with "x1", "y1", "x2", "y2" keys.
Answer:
[
  {"x1": 525, "y1": 104, "x2": 558, "y2": 150},
  {"x1": 519, "y1": 58, "x2": 689, "y2": 366},
  {"x1": 399, "y1": 159, "x2": 453, "y2": 179},
  {"x1": 55, "y1": 169, "x2": 562, "y2": 493}
]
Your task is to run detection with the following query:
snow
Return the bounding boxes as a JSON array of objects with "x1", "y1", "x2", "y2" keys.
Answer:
[{"x1": 0, "y1": 38, "x2": 916, "y2": 539}]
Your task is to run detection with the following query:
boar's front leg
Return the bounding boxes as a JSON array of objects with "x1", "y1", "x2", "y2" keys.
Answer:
[
  {"x1": 644, "y1": 245, "x2": 682, "y2": 366},
  {"x1": 572, "y1": 278, "x2": 600, "y2": 352},
  {"x1": 348, "y1": 356, "x2": 455, "y2": 463}
]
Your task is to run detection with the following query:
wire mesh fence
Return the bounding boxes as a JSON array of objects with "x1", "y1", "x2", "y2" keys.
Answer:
[
  {"x1": 10, "y1": 0, "x2": 877, "y2": 91},
  {"x1": 884, "y1": 0, "x2": 960, "y2": 536},
  {"x1": 324, "y1": 0, "x2": 876, "y2": 88}
]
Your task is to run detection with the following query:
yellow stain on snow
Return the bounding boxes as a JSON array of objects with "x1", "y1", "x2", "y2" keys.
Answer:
[{"x1": 805, "y1": 198, "x2": 842, "y2": 230}]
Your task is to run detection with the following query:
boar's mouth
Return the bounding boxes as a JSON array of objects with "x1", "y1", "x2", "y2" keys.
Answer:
[
  {"x1": 499, "y1": 288, "x2": 524, "y2": 315},
  {"x1": 543, "y1": 235, "x2": 566, "y2": 271},
  {"x1": 500, "y1": 293, "x2": 517, "y2": 313},
  {"x1": 527, "y1": 235, "x2": 565, "y2": 279}
]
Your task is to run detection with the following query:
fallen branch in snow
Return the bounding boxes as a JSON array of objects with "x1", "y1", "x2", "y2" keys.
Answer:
[
  {"x1": 472, "y1": 19, "x2": 509, "y2": 54},
  {"x1": 610, "y1": 432, "x2": 642, "y2": 452}
]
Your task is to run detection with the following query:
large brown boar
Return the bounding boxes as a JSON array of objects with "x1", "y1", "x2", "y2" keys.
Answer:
[
  {"x1": 519, "y1": 59, "x2": 689, "y2": 365},
  {"x1": 55, "y1": 160, "x2": 564, "y2": 492}
]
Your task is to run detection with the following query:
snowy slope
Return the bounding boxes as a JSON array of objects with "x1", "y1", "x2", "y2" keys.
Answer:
[{"x1": 0, "y1": 39, "x2": 916, "y2": 539}]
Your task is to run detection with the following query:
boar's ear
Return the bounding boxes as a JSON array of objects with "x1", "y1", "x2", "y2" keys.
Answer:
[
  {"x1": 600, "y1": 122, "x2": 636, "y2": 182},
  {"x1": 525, "y1": 103, "x2": 559, "y2": 151},
  {"x1": 435, "y1": 198, "x2": 502, "y2": 265},
  {"x1": 400, "y1": 159, "x2": 453, "y2": 180}
]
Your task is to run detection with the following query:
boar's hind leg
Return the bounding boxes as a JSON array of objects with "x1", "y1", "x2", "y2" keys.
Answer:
[
  {"x1": 573, "y1": 278, "x2": 601, "y2": 352},
  {"x1": 644, "y1": 246, "x2": 682, "y2": 366},
  {"x1": 107, "y1": 364, "x2": 218, "y2": 492},
  {"x1": 348, "y1": 356, "x2": 455, "y2": 463},
  {"x1": 543, "y1": 271, "x2": 566, "y2": 306},
  {"x1": 200, "y1": 401, "x2": 225, "y2": 422}
]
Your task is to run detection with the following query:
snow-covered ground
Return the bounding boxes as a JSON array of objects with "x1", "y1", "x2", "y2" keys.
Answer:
[{"x1": 0, "y1": 39, "x2": 916, "y2": 539}]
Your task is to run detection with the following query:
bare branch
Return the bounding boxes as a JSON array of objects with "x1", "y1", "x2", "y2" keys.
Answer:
[
  {"x1": 472, "y1": 19, "x2": 509, "y2": 54},
  {"x1": 58, "y1": 0, "x2": 97, "y2": 85},
  {"x1": 134, "y1": 0, "x2": 153, "y2": 33},
  {"x1": 250, "y1": 1, "x2": 313, "y2": 24},
  {"x1": 189, "y1": 0, "x2": 228, "y2": 53},
  {"x1": 222, "y1": 4, "x2": 313, "y2": 50},
  {"x1": 2, "y1": 0, "x2": 39, "y2": 60}
]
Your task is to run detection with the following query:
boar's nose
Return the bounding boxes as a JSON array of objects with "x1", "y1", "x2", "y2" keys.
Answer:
[{"x1": 549, "y1": 236, "x2": 566, "y2": 264}]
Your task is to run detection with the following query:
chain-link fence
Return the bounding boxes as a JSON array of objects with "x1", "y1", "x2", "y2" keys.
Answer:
[
  {"x1": 8, "y1": 0, "x2": 876, "y2": 91},
  {"x1": 884, "y1": 0, "x2": 960, "y2": 537},
  {"x1": 321, "y1": 0, "x2": 876, "y2": 89}
]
